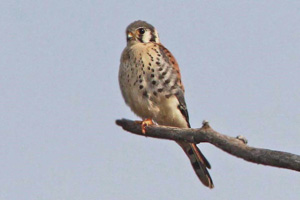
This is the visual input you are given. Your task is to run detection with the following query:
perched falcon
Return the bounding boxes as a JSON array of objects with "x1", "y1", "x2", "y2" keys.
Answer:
[{"x1": 119, "y1": 20, "x2": 213, "y2": 188}]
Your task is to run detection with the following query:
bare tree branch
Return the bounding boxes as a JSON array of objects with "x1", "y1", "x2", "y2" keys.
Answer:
[{"x1": 116, "y1": 118, "x2": 300, "y2": 172}]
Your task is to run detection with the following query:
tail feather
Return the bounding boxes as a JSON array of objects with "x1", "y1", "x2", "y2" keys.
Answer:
[
  {"x1": 190, "y1": 143, "x2": 211, "y2": 169},
  {"x1": 178, "y1": 142, "x2": 214, "y2": 188}
]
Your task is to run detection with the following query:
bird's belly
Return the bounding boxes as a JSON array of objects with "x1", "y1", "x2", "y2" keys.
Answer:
[
  {"x1": 127, "y1": 89, "x2": 188, "y2": 128},
  {"x1": 154, "y1": 96, "x2": 189, "y2": 128},
  {"x1": 126, "y1": 87, "x2": 159, "y2": 119}
]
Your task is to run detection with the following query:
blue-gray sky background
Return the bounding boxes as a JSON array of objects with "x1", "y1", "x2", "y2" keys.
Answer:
[{"x1": 1, "y1": 1, "x2": 300, "y2": 199}]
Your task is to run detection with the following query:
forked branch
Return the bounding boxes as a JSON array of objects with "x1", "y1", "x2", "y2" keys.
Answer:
[{"x1": 116, "y1": 118, "x2": 300, "y2": 172}]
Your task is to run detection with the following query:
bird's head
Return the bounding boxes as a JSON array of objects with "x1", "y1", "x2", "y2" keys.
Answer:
[{"x1": 125, "y1": 20, "x2": 160, "y2": 44}]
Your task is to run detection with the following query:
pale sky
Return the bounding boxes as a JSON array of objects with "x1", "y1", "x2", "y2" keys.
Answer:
[{"x1": 1, "y1": 1, "x2": 300, "y2": 199}]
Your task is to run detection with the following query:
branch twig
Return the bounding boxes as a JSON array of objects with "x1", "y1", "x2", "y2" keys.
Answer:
[{"x1": 116, "y1": 118, "x2": 300, "y2": 172}]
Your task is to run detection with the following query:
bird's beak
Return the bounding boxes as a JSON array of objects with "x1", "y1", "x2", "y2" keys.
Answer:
[{"x1": 127, "y1": 32, "x2": 134, "y2": 41}]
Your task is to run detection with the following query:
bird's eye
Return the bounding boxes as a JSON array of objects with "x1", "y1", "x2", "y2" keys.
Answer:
[{"x1": 138, "y1": 28, "x2": 145, "y2": 34}]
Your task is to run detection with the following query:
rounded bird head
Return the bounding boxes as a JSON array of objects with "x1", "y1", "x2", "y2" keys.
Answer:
[{"x1": 125, "y1": 20, "x2": 160, "y2": 44}]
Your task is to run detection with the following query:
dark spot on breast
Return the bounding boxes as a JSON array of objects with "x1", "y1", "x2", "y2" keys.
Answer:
[
  {"x1": 138, "y1": 75, "x2": 141, "y2": 78},
  {"x1": 139, "y1": 85, "x2": 144, "y2": 89},
  {"x1": 158, "y1": 88, "x2": 163, "y2": 93},
  {"x1": 171, "y1": 85, "x2": 177, "y2": 90},
  {"x1": 151, "y1": 74, "x2": 155, "y2": 78},
  {"x1": 152, "y1": 80, "x2": 156, "y2": 85},
  {"x1": 143, "y1": 91, "x2": 148, "y2": 98},
  {"x1": 153, "y1": 91, "x2": 157, "y2": 96},
  {"x1": 148, "y1": 67, "x2": 151, "y2": 70},
  {"x1": 139, "y1": 79, "x2": 143, "y2": 83},
  {"x1": 165, "y1": 94, "x2": 172, "y2": 98},
  {"x1": 149, "y1": 62, "x2": 152, "y2": 66},
  {"x1": 171, "y1": 61, "x2": 175, "y2": 64},
  {"x1": 158, "y1": 67, "x2": 163, "y2": 71},
  {"x1": 162, "y1": 71, "x2": 167, "y2": 76},
  {"x1": 164, "y1": 79, "x2": 170, "y2": 84},
  {"x1": 147, "y1": 53, "x2": 154, "y2": 61},
  {"x1": 151, "y1": 69, "x2": 155, "y2": 72},
  {"x1": 157, "y1": 54, "x2": 161, "y2": 57},
  {"x1": 156, "y1": 61, "x2": 160, "y2": 65}
]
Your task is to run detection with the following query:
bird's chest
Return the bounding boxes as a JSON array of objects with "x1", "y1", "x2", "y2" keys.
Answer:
[
  {"x1": 119, "y1": 44, "x2": 178, "y2": 118},
  {"x1": 129, "y1": 46, "x2": 177, "y2": 99}
]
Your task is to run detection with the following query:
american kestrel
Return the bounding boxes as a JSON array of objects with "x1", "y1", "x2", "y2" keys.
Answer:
[{"x1": 119, "y1": 20, "x2": 213, "y2": 188}]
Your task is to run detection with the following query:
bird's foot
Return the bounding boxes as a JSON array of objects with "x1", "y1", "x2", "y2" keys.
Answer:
[{"x1": 135, "y1": 118, "x2": 154, "y2": 134}]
